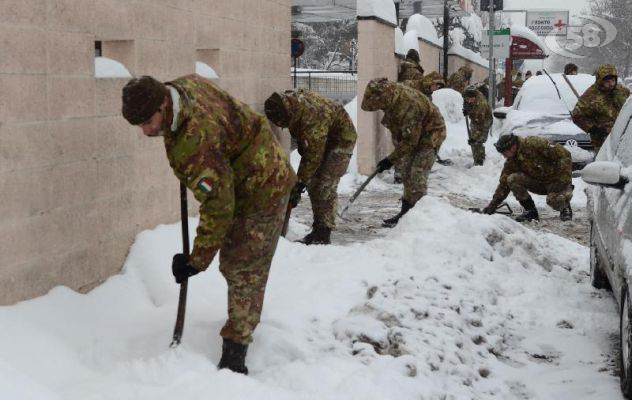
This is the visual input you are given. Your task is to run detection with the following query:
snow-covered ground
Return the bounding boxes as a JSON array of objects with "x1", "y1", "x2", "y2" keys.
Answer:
[{"x1": 0, "y1": 91, "x2": 623, "y2": 400}]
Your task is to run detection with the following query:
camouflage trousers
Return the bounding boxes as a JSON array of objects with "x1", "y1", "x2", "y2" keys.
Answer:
[
  {"x1": 218, "y1": 192, "x2": 289, "y2": 344},
  {"x1": 469, "y1": 127, "x2": 488, "y2": 164},
  {"x1": 506, "y1": 173, "x2": 573, "y2": 210},
  {"x1": 396, "y1": 147, "x2": 436, "y2": 205},
  {"x1": 306, "y1": 146, "x2": 353, "y2": 229}
]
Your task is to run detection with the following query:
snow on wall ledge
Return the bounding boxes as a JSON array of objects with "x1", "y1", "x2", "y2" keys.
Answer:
[
  {"x1": 448, "y1": 42, "x2": 489, "y2": 68},
  {"x1": 403, "y1": 30, "x2": 420, "y2": 55},
  {"x1": 406, "y1": 13, "x2": 442, "y2": 47},
  {"x1": 94, "y1": 57, "x2": 132, "y2": 79},
  {"x1": 195, "y1": 62, "x2": 219, "y2": 80},
  {"x1": 357, "y1": 0, "x2": 397, "y2": 26}
]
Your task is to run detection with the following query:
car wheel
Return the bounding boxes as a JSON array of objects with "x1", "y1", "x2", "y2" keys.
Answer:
[
  {"x1": 621, "y1": 288, "x2": 632, "y2": 397},
  {"x1": 590, "y1": 223, "x2": 611, "y2": 290}
]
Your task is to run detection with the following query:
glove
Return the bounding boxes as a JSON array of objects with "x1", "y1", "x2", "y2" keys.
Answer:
[
  {"x1": 172, "y1": 253, "x2": 200, "y2": 284},
  {"x1": 482, "y1": 205, "x2": 496, "y2": 215},
  {"x1": 289, "y1": 181, "x2": 306, "y2": 208},
  {"x1": 376, "y1": 158, "x2": 393, "y2": 173}
]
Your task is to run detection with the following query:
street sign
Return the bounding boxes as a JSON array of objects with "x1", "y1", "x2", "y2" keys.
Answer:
[
  {"x1": 481, "y1": 29, "x2": 510, "y2": 59},
  {"x1": 526, "y1": 10, "x2": 569, "y2": 37},
  {"x1": 291, "y1": 38, "x2": 305, "y2": 59}
]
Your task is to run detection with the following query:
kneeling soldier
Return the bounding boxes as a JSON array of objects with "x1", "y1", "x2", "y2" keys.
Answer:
[
  {"x1": 483, "y1": 135, "x2": 573, "y2": 222},
  {"x1": 264, "y1": 89, "x2": 357, "y2": 244}
]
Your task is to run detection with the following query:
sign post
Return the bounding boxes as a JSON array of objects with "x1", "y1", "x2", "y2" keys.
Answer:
[{"x1": 291, "y1": 38, "x2": 305, "y2": 89}]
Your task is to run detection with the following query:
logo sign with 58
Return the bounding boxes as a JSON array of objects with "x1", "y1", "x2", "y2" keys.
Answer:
[{"x1": 544, "y1": 15, "x2": 617, "y2": 59}]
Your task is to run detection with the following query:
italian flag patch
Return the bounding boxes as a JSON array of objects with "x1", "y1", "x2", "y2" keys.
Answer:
[{"x1": 197, "y1": 178, "x2": 213, "y2": 193}]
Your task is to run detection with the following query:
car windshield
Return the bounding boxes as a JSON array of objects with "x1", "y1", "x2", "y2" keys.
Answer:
[{"x1": 514, "y1": 73, "x2": 595, "y2": 115}]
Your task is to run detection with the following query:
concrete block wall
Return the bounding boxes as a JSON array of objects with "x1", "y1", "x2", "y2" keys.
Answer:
[
  {"x1": 0, "y1": 0, "x2": 291, "y2": 305},
  {"x1": 357, "y1": 19, "x2": 398, "y2": 175},
  {"x1": 419, "y1": 40, "x2": 442, "y2": 74},
  {"x1": 447, "y1": 55, "x2": 489, "y2": 84}
]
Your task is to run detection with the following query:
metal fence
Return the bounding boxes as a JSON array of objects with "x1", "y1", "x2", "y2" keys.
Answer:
[{"x1": 292, "y1": 70, "x2": 357, "y2": 103}]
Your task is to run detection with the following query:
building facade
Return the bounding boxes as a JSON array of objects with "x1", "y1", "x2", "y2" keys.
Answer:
[{"x1": 0, "y1": 0, "x2": 292, "y2": 304}]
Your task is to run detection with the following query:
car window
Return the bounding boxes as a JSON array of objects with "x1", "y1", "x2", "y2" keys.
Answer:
[
  {"x1": 615, "y1": 115, "x2": 632, "y2": 166},
  {"x1": 610, "y1": 97, "x2": 632, "y2": 159}
]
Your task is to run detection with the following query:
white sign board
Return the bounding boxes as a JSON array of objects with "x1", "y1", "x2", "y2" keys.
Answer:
[
  {"x1": 480, "y1": 30, "x2": 510, "y2": 59},
  {"x1": 526, "y1": 10, "x2": 569, "y2": 37}
]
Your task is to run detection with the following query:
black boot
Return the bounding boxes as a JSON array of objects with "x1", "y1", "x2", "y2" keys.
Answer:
[
  {"x1": 383, "y1": 200, "x2": 414, "y2": 228},
  {"x1": 218, "y1": 339, "x2": 249, "y2": 375},
  {"x1": 560, "y1": 206, "x2": 573, "y2": 221},
  {"x1": 515, "y1": 198, "x2": 539, "y2": 222},
  {"x1": 298, "y1": 226, "x2": 331, "y2": 245}
]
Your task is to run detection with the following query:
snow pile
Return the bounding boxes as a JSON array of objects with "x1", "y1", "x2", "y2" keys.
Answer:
[
  {"x1": 94, "y1": 56, "x2": 132, "y2": 79},
  {"x1": 432, "y1": 87, "x2": 464, "y2": 124},
  {"x1": 402, "y1": 30, "x2": 420, "y2": 55},
  {"x1": 460, "y1": 13, "x2": 484, "y2": 43},
  {"x1": 448, "y1": 42, "x2": 489, "y2": 68},
  {"x1": 0, "y1": 191, "x2": 616, "y2": 398},
  {"x1": 395, "y1": 27, "x2": 406, "y2": 56},
  {"x1": 196, "y1": 62, "x2": 219, "y2": 79},
  {"x1": 514, "y1": 73, "x2": 594, "y2": 114},
  {"x1": 357, "y1": 0, "x2": 397, "y2": 26},
  {"x1": 406, "y1": 13, "x2": 442, "y2": 47}
]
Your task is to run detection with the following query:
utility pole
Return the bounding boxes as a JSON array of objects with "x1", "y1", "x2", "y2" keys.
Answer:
[
  {"x1": 442, "y1": 0, "x2": 450, "y2": 81},
  {"x1": 488, "y1": 0, "x2": 495, "y2": 109}
]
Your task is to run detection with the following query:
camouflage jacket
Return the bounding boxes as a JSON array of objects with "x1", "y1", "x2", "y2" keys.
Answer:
[
  {"x1": 165, "y1": 75, "x2": 296, "y2": 271},
  {"x1": 572, "y1": 64, "x2": 630, "y2": 134},
  {"x1": 398, "y1": 58, "x2": 424, "y2": 82},
  {"x1": 447, "y1": 66, "x2": 473, "y2": 94},
  {"x1": 418, "y1": 71, "x2": 445, "y2": 97},
  {"x1": 490, "y1": 136, "x2": 572, "y2": 208},
  {"x1": 280, "y1": 89, "x2": 357, "y2": 184},
  {"x1": 362, "y1": 80, "x2": 446, "y2": 162},
  {"x1": 464, "y1": 91, "x2": 492, "y2": 134}
]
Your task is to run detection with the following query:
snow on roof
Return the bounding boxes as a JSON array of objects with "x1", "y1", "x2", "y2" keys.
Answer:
[
  {"x1": 94, "y1": 57, "x2": 131, "y2": 79},
  {"x1": 395, "y1": 27, "x2": 406, "y2": 56},
  {"x1": 510, "y1": 24, "x2": 548, "y2": 55},
  {"x1": 357, "y1": 0, "x2": 397, "y2": 26},
  {"x1": 406, "y1": 13, "x2": 442, "y2": 47},
  {"x1": 195, "y1": 62, "x2": 219, "y2": 79},
  {"x1": 447, "y1": 42, "x2": 489, "y2": 68},
  {"x1": 403, "y1": 30, "x2": 420, "y2": 55}
]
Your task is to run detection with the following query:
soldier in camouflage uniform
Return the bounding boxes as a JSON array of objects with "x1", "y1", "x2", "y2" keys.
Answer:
[
  {"x1": 361, "y1": 78, "x2": 446, "y2": 227},
  {"x1": 264, "y1": 89, "x2": 357, "y2": 245},
  {"x1": 571, "y1": 64, "x2": 631, "y2": 153},
  {"x1": 483, "y1": 134, "x2": 573, "y2": 222},
  {"x1": 447, "y1": 65, "x2": 473, "y2": 94},
  {"x1": 403, "y1": 71, "x2": 445, "y2": 97},
  {"x1": 121, "y1": 75, "x2": 296, "y2": 375},
  {"x1": 398, "y1": 49, "x2": 425, "y2": 82},
  {"x1": 463, "y1": 86, "x2": 492, "y2": 166},
  {"x1": 513, "y1": 72, "x2": 524, "y2": 89}
]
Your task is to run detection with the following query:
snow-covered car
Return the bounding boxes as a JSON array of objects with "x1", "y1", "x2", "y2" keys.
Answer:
[
  {"x1": 581, "y1": 96, "x2": 632, "y2": 398},
  {"x1": 494, "y1": 73, "x2": 596, "y2": 170}
]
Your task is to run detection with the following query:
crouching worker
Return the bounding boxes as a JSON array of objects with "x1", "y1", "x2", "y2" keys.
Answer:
[
  {"x1": 264, "y1": 89, "x2": 357, "y2": 245},
  {"x1": 483, "y1": 134, "x2": 573, "y2": 222},
  {"x1": 121, "y1": 75, "x2": 296, "y2": 374},
  {"x1": 361, "y1": 78, "x2": 446, "y2": 228}
]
